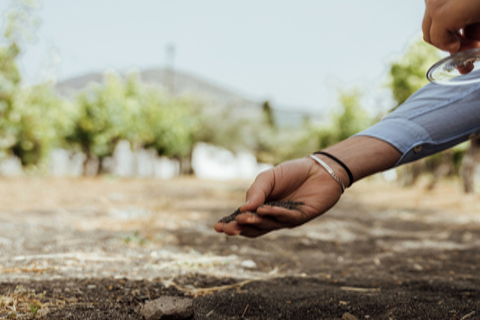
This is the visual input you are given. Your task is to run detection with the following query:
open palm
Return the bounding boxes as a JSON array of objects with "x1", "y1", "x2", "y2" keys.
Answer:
[{"x1": 214, "y1": 157, "x2": 344, "y2": 237}]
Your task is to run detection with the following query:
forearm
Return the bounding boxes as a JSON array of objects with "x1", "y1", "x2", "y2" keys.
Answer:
[
  {"x1": 317, "y1": 81, "x2": 480, "y2": 186},
  {"x1": 320, "y1": 136, "x2": 401, "y2": 186},
  {"x1": 355, "y1": 81, "x2": 480, "y2": 167}
]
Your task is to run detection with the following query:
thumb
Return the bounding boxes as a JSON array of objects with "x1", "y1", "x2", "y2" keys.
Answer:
[{"x1": 239, "y1": 169, "x2": 275, "y2": 212}]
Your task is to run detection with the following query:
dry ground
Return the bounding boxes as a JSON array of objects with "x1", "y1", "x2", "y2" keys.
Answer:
[{"x1": 0, "y1": 175, "x2": 479, "y2": 319}]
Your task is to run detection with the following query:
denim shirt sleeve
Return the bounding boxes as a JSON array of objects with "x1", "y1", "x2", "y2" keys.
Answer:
[{"x1": 355, "y1": 79, "x2": 480, "y2": 167}]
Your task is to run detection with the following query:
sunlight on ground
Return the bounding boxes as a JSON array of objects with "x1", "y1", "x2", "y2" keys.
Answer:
[
  {"x1": 0, "y1": 176, "x2": 478, "y2": 283},
  {"x1": 351, "y1": 176, "x2": 480, "y2": 217}
]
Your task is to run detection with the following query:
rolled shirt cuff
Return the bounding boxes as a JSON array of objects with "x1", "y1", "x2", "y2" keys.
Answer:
[{"x1": 355, "y1": 81, "x2": 480, "y2": 167}]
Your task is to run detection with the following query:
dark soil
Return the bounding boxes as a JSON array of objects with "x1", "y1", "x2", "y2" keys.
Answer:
[
  {"x1": 2, "y1": 269, "x2": 479, "y2": 319},
  {"x1": 0, "y1": 177, "x2": 479, "y2": 319}
]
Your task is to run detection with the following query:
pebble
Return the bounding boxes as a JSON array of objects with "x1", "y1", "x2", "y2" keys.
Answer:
[
  {"x1": 241, "y1": 259, "x2": 257, "y2": 269},
  {"x1": 342, "y1": 313, "x2": 359, "y2": 320},
  {"x1": 141, "y1": 296, "x2": 193, "y2": 320}
]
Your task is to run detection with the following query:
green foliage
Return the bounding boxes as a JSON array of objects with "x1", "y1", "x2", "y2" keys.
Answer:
[
  {"x1": 123, "y1": 231, "x2": 148, "y2": 246},
  {"x1": 253, "y1": 126, "x2": 318, "y2": 165},
  {"x1": 3, "y1": 0, "x2": 41, "y2": 45},
  {"x1": 262, "y1": 100, "x2": 275, "y2": 128},
  {"x1": 0, "y1": 1, "x2": 25, "y2": 161},
  {"x1": 315, "y1": 88, "x2": 373, "y2": 150},
  {"x1": 388, "y1": 36, "x2": 442, "y2": 107},
  {"x1": 66, "y1": 72, "x2": 133, "y2": 160},
  {"x1": 30, "y1": 302, "x2": 39, "y2": 318},
  {"x1": 0, "y1": 0, "x2": 72, "y2": 168},
  {"x1": 140, "y1": 93, "x2": 200, "y2": 158},
  {"x1": 0, "y1": 0, "x2": 41, "y2": 89},
  {"x1": 8, "y1": 84, "x2": 74, "y2": 166},
  {"x1": 191, "y1": 105, "x2": 251, "y2": 153},
  {"x1": 66, "y1": 72, "x2": 202, "y2": 168},
  {"x1": 0, "y1": 43, "x2": 20, "y2": 86}
]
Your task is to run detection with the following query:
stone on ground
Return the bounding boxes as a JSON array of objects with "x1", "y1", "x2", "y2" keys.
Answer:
[
  {"x1": 342, "y1": 312, "x2": 359, "y2": 320},
  {"x1": 141, "y1": 296, "x2": 194, "y2": 320}
]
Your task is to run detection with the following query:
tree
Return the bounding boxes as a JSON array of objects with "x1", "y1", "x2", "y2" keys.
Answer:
[
  {"x1": 66, "y1": 72, "x2": 142, "y2": 174},
  {"x1": 0, "y1": 0, "x2": 70, "y2": 169},
  {"x1": 388, "y1": 36, "x2": 441, "y2": 108},
  {"x1": 9, "y1": 84, "x2": 74, "y2": 167},
  {"x1": 65, "y1": 72, "x2": 204, "y2": 175},
  {"x1": 262, "y1": 100, "x2": 275, "y2": 128},
  {"x1": 316, "y1": 88, "x2": 373, "y2": 150}
]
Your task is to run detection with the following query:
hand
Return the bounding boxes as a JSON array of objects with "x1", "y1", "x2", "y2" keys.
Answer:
[
  {"x1": 214, "y1": 136, "x2": 401, "y2": 238},
  {"x1": 422, "y1": 0, "x2": 480, "y2": 53},
  {"x1": 213, "y1": 156, "x2": 345, "y2": 238}
]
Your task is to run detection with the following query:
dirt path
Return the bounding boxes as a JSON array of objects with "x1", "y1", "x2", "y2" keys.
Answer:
[{"x1": 0, "y1": 176, "x2": 479, "y2": 319}]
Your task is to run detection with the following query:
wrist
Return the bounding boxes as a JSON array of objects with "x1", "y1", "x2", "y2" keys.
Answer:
[
  {"x1": 313, "y1": 151, "x2": 354, "y2": 187},
  {"x1": 310, "y1": 154, "x2": 351, "y2": 190},
  {"x1": 322, "y1": 136, "x2": 402, "y2": 182}
]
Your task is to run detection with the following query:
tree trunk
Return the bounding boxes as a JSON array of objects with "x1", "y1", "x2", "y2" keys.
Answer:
[
  {"x1": 461, "y1": 137, "x2": 480, "y2": 193},
  {"x1": 426, "y1": 151, "x2": 455, "y2": 190},
  {"x1": 398, "y1": 161, "x2": 424, "y2": 187},
  {"x1": 177, "y1": 149, "x2": 194, "y2": 176},
  {"x1": 83, "y1": 152, "x2": 99, "y2": 176}
]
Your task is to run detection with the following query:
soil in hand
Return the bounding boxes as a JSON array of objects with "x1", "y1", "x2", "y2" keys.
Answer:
[{"x1": 217, "y1": 200, "x2": 304, "y2": 224}]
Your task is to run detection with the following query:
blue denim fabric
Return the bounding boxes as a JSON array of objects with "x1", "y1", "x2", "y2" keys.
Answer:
[{"x1": 356, "y1": 75, "x2": 480, "y2": 166}]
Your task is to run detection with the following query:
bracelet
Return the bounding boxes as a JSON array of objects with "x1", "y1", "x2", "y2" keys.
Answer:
[
  {"x1": 309, "y1": 155, "x2": 345, "y2": 193},
  {"x1": 314, "y1": 151, "x2": 354, "y2": 187}
]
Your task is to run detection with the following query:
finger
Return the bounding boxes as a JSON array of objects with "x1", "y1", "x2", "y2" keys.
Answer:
[
  {"x1": 240, "y1": 169, "x2": 275, "y2": 212},
  {"x1": 238, "y1": 226, "x2": 272, "y2": 238},
  {"x1": 256, "y1": 205, "x2": 308, "y2": 226},
  {"x1": 422, "y1": 13, "x2": 433, "y2": 44},
  {"x1": 213, "y1": 222, "x2": 224, "y2": 233},
  {"x1": 235, "y1": 212, "x2": 287, "y2": 230},
  {"x1": 456, "y1": 62, "x2": 474, "y2": 75},
  {"x1": 215, "y1": 217, "x2": 279, "y2": 238},
  {"x1": 430, "y1": 21, "x2": 462, "y2": 52},
  {"x1": 223, "y1": 221, "x2": 243, "y2": 236}
]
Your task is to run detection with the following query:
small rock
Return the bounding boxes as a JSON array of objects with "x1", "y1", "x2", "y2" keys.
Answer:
[
  {"x1": 241, "y1": 259, "x2": 257, "y2": 269},
  {"x1": 342, "y1": 312, "x2": 359, "y2": 320},
  {"x1": 141, "y1": 296, "x2": 193, "y2": 320}
]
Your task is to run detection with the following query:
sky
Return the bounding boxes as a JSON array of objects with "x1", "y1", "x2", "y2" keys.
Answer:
[{"x1": 0, "y1": 0, "x2": 428, "y2": 114}]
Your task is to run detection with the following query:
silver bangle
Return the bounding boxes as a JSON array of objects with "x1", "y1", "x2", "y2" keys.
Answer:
[{"x1": 309, "y1": 154, "x2": 345, "y2": 193}]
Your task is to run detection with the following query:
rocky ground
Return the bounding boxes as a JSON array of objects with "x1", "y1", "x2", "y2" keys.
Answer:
[{"x1": 0, "y1": 176, "x2": 479, "y2": 319}]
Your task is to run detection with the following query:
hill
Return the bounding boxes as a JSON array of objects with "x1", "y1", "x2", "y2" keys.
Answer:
[
  {"x1": 56, "y1": 68, "x2": 257, "y2": 108},
  {"x1": 56, "y1": 68, "x2": 321, "y2": 127}
]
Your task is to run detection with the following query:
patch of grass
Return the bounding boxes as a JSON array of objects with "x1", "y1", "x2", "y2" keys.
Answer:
[
  {"x1": 122, "y1": 231, "x2": 149, "y2": 246},
  {"x1": 0, "y1": 286, "x2": 44, "y2": 318},
  {"x1": 29, "y1": 303, "x2": 39, "y2": 318}
]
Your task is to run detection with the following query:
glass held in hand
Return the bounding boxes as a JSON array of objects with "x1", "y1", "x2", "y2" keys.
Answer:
[{"x1": 427, "y1": 48, "x2": 480, "y2": 85}]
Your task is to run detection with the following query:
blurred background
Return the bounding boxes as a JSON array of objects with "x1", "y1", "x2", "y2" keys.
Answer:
[{"x1": 0, "y1": 0, "x2": 478, "y2": 192}]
